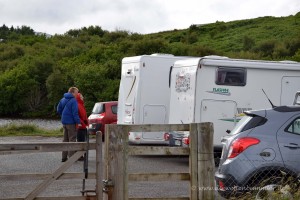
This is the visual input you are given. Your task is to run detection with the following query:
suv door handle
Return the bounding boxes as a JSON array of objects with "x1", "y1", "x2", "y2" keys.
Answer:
[{"x1": 284, "y1": 143, "x2": 300, "y2": 149}]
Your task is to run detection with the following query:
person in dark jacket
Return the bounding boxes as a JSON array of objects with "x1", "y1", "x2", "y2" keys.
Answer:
[
  {"x1": 57, "y1": 87, "x2": 81, "y2": 162},
  {"x1": 76, "y1": 93, "x2": 89, "y2": 161}
]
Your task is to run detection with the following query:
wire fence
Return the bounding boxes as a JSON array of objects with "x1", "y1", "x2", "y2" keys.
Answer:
[{"x1": 215, "y1": 156, "x2": 300, "y2": 199}]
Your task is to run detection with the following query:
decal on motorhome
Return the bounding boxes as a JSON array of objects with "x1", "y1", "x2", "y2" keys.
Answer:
[
  {"x1": 206, "y1": 88, "x2": 231, "y2": 96},
  {"x1": 175, "y1": 72, "x2": 191, "y2": 92},
  {"x1": 219, "y1": 110, "x2": 251, "y2": 122},
  {"x1": 126, "y1": 76, "x2": 136, "y2": 100},
  {"x1": 237, "y1": 107, "x2": 252, "y2": 114}
]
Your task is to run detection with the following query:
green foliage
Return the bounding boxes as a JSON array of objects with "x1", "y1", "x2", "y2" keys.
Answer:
[
  {"x1": 0, "y1": 124, "x2": 62, "y2": 137},
  {"x1": 0, "y1": 65, "x2": 37, "y2": 115},
  {"x1": 0, "y1": 13, "x2": 299, "y2": 117}
]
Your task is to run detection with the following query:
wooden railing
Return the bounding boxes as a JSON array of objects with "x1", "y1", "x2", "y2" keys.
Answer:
[
  {"x1": 0, "y1": 122, "x2": 215, "y2": 200},
  {"x1": 0, "y1": 134, "x2": 103, "y2": 200},
  {"x1": 103, "y1": 122, "x2": 215, "y2": 200}
]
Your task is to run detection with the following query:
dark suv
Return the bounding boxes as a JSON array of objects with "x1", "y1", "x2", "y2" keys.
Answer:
[
  {"x1": 88, "y1": 101, "x2": 118, "y2": 140},
  {"x1": 215, "y1": 106, "x2": 300, "y2": 199}
]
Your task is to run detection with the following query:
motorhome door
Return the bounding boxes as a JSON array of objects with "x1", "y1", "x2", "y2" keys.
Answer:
[
  {"x1": 281, "y1": 76, "x2": 300, "y2": 106},
  {"x1": 142, "y1": 105, "x2": 167, "y2": 140},
  {"x1": 200, "y1": 100, "x2": 237, "y2": 147}
]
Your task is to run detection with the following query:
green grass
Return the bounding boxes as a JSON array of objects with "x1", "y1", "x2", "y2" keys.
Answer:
[{"x1": 0, "y1": 124, "x2": 63, "y2": 137}]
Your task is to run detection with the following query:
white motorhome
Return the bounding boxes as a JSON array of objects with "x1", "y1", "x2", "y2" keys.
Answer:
[
  {"x1": 117, "y1": 54, "x2": 190, "y2": 144},
  {"x1": 169, "y1": 56, "x2": 300, "y2": 155}
]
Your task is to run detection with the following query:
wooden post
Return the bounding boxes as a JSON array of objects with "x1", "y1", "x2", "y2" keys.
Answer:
[
  {"x1": 104, "y1": 124, "x2": 128, "y2": 200},
  {"x1": 189, "y1": 123, "x2": 198, "y2": 200},
  {"x1": 197, "y1": 122, "x2": 215, "y2": 200},
  {"x1": 96, "y1": 131, "x2": 103, "y2": 200}
]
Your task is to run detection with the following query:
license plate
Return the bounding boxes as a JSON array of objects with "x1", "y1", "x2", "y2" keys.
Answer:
[{"x1": 175, "y1": 139, "x2": 182, "y2": 146}]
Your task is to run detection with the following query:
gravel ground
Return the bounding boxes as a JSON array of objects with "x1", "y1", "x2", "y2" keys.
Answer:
[{"x1": 0, "y1": 136, "x2": 223, "y2": 199}]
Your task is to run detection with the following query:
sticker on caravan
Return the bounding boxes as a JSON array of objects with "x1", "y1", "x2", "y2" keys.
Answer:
[
  {"x1": 206, "y1": 88, "x2": 231, "y2": 96},
  {"x1": 219, "y1": 109, "x2": 252, "y2": 123},
  {"x1": 237, "y1": 107, "x2": 252, "y2": 114},
  {"x1": 175, "y1": 72, "x2": 191, "y2": 92}
]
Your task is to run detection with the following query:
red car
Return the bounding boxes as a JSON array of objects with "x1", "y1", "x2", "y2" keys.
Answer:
[{"x1": 88, "y1": 101, "x2": 118, "y2": 141}]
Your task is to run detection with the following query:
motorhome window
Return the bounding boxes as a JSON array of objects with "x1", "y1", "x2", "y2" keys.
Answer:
[{"x1": 215, "y1": 68, "x2": 246, "y2": 86}]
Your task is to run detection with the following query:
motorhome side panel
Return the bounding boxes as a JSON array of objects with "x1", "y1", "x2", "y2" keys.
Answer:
[
  {"x1": 119, "y1": 55, "x2": 189, "y2": 144},
  {"x1": 281, "y1": 76, "x2": 300, "y2": 105},
  {"x1": 194, "y1": 66, "x2": 238, "y2": 150},
  {"x1": 117, "y1": 57, "x2": 141, "y2": 125},
  {"x1": 137, "y1": 56, "x2": 174, "y2": 142},
  {"x1": 168, "y1": 59, "x2": 199, "y2": 124},
  {"x1": 195, "y1": 64, "x2": 300, "y2": 148},
  {"x1": 138, "y1": 56, "x2": 173, "y2": 124}
]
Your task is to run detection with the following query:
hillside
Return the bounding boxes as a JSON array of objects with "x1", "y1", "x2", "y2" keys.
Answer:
[{"x1": 0, "y1": 13, "x2": 299, "y2": 117}]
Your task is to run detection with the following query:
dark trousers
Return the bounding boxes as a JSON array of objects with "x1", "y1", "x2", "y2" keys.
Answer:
[
  {"x1": 62, "y1": 124, "x2": 77, "y2": 160},
  {"x1": 77, "y1": 128, "x2": 87, "y2": 142}
]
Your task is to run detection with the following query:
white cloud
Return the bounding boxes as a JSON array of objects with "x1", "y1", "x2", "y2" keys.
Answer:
[{"x1": 0, "y1": 0, "x2": 298, "y2": 35}]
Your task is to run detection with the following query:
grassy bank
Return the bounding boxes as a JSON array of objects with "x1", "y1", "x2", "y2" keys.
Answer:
[{"x1": 0, "y1": 124, "x2": 63, "y2": 137}]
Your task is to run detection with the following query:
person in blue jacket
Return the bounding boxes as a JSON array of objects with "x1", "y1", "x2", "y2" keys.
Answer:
[{"x1": 57, "y1": 87, "x2": 81, "y2": 162}]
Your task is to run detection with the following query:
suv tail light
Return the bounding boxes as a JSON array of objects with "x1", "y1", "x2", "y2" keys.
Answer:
[
  {"x1": 182, "y1": 137, "x2": 189, "y2": 145},
  {"x1": 228, "y1": 137, "x2": 260, "y2": 158}
]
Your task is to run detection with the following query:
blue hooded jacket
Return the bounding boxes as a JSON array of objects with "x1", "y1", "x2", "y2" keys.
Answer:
[{"x1": 57, "y1": 93, "x2": 81, "y2": 125}]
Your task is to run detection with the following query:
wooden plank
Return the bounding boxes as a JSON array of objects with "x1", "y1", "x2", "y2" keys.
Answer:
[
  {"x1": 25, "y1": 151, "x2": 85, "y2": 200},
  {"x1": 128, "y1": 146, "x2": 189, "y2": 156},
  {"x1": 128, "y1": 173, "x2": 190, "y2": 181},
  {"x1": 123, "y1": 127, "x2": 129, "y2": 200},
  {"x1": 197, "y1": 123, "x2": 215, "y2": 200},
  {"x1": 1, "y1": 197, "x2": 94, "y2": 200},
  {"x1": 35, "y1": 197, "x2": 94, "y2": 200},
  {"x1": 0, "y1": 172, "x2": 96, "y2": 181},
  {"x1": 189, "y1": 123, "x2": 198, "y2": 200},
  {"x1": 0, "y1": 142, "x2": 96, "y2": 154},
  {"x1": 0, "y1": 198, "x2": 187, "y2": 200},
  {"x1": 95, "y1": 132, "x2": 103, "y2": 200},
  {"x1": 0, "y1": 150, "x2": 45, "y2": 155},
  {"x1": 129, "y1": 198, "x2": 189, "y2": 200},
  {"x1": 105, "y1": 124, "x2": 129, "y2": 200},
  {"x1": 125, "y1": 124, "x2": 190, "y2": 132}
]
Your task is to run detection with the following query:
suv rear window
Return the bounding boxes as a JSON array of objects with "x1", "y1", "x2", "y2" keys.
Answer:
[
  {"x1": 92, "y1": 103, "x2": 105, "y2": 114},
  {"x1": 230, "y1": 114, "x2": 267, "y2": 135}
]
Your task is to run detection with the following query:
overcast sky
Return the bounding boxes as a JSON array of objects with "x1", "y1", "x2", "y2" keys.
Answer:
[{"x1": 0, "y1": 0, "x2": 299, "y2": 35}]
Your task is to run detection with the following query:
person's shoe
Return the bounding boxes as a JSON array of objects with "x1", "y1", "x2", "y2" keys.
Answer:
[
  {"x1": 61, "y1": 158, "x2": 68, "y2": 162},
  {"x1": 77, "y1": 156, "x2": 84, "y2": 161}
]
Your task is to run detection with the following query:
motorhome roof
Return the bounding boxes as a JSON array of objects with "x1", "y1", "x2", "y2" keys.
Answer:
[
  {"x1": 173, "y1": 58, "x2": 200, "y2": 67},
  {"x1": 200, "y1": 57, "x2": 300, "y2": 70},
  {"x1": 122, "y1": 54, "x2": 190, "y2": 63},
  {"x1": 173, "y1": 56, "x2": 300, "y2": 71}
]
